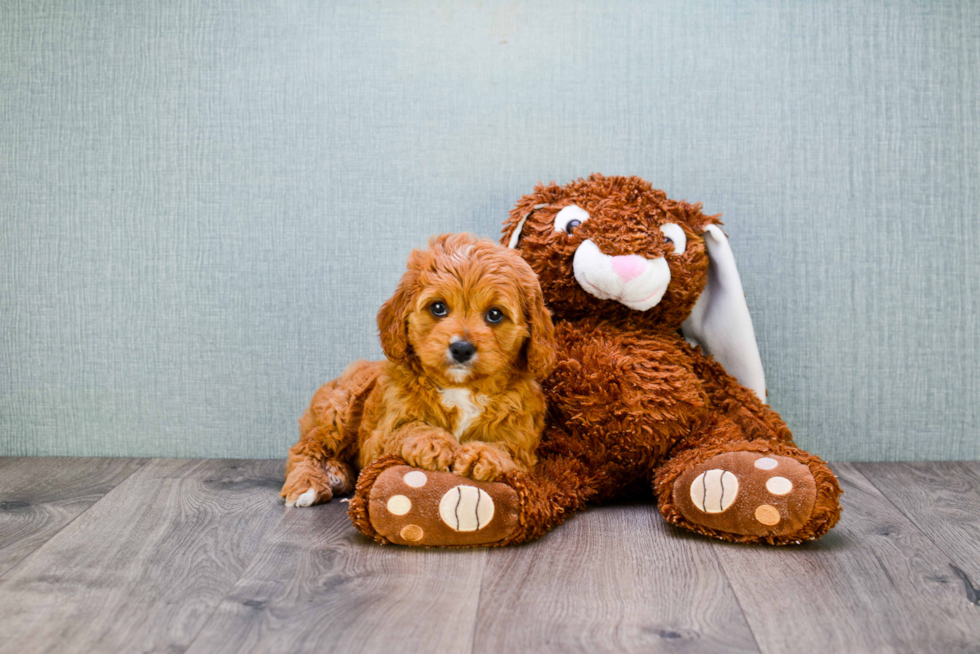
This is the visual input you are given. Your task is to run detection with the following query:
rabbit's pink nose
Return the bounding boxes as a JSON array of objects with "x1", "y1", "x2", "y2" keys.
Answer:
[{"x1": 611, "y1": 255, "x2": 647, "y2": 282}]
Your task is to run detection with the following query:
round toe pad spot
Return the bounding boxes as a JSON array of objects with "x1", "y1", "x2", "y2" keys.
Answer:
[
  {"x1": 387, "y1": 494, "x2": 412, "y2": 515},
  {"x1": 403, "y1": 471, "x2": 428, "y2": 488},
  {"x1": 766, "y1": 476, "x2": 793, "y2": 496},
  {"x1": 755, "y1": 504, "x2": 781, "y2": 526},
  {"x1": 400, "y1": 524, "x2": 424, "y2": 541}
]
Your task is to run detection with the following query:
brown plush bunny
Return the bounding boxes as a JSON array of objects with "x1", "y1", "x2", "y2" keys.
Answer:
[{"x1": 350, "y1": 174, "x2": 842, "y2": 547}]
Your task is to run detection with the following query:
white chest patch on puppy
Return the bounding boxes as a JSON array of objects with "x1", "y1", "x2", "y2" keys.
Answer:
[{"x1": 439, "y1": 388, "x2": 486, "y2": 438}]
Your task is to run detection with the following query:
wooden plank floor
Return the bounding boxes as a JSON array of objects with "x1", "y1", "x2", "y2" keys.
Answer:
[{"x1": 0, "y1": 459, "x2": 978, "y2": 653}]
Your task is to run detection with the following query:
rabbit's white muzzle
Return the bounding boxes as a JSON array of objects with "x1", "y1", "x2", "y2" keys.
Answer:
[{"x1": 572, "y1": 239, "x2": 670, "y2": 312}]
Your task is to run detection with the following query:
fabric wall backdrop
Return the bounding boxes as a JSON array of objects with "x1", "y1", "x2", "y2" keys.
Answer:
[{"x1": 1, "y1": 0, "x2": 977, "y2": 461}]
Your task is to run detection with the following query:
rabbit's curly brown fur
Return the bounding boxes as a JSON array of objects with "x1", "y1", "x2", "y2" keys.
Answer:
[{"x1": 350, "y1": 175, "x2": 841, "y2": 546}]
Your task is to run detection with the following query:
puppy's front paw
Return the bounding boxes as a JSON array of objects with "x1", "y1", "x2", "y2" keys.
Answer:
[
  {"x1": 400, "y1": 431, "x2": 458, "y2": 472},
  {"x1": 281, "y1": 460, "x2": 355, "y2": 508},
  {"x1": 453, "y1": 442, "x2": 516, "y2": 482},
  {"x1": 285, "y1": 487, "x2": 323, "y2": 508}
]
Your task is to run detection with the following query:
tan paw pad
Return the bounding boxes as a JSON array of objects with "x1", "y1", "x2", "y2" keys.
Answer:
[
  {"x1": 690, "y1": 470, "x2": 739, "y2": 513},
  {"x1": 438, "y1": 485, "x2": 494, "y2": 532}
]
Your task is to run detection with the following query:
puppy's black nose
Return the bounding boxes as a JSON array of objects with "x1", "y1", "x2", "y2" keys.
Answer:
[{"x1": 449, "y1": 340, "x2": 476, "y2": 363}]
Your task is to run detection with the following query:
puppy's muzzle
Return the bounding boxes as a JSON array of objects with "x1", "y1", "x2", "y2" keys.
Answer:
[{"x1": 449, "y1": 340, "x2": 476, "y2": 364}]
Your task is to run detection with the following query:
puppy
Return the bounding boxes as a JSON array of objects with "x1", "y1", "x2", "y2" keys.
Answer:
[{"x1": 280, "y1": 233, "x2": 556, "y2": 507}]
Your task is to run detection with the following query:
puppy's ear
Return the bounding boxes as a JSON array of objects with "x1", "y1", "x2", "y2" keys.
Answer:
[
  {"x1": 519, "y1": 265, "x2": 557, "y2": 379},
  {"x1": 377, "y1": 263, "x2": 419, "y2": 365}
]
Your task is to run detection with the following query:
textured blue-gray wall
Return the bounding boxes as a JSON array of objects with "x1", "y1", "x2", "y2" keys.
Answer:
[{"x1": 1, "y1": 0, "x2": 978, "y2": 460}]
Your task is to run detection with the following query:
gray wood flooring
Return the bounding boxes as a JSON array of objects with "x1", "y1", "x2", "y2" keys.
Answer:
[{"x1": 0, "y1": 458, "x2": 978, "y2": 654}]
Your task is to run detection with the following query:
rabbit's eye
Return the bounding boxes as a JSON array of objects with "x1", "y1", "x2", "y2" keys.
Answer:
[
  {"x1": 554, "y1": 205, "x2": 590, "y2": 235},
  {"x1": 659, "y1": 223, "x2": 686, "y2": 254}
]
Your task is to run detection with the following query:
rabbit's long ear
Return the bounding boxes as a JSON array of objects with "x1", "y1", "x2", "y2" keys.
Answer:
[
  {"x1": 681, "y1": 224, "x2": 767, "y2": 403},
  {"x1": 506, "y1": 204, "x2": 550, "y2": 248}
]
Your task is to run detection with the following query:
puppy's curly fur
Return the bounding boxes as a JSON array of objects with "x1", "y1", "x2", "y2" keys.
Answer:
[{"x1": 280, "y1": 234, "x2": 556, "y2": 507}]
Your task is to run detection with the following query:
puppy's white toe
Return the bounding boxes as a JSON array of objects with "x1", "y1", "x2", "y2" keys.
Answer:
[{"x1": 294, "y1": 488, "x2": 317, "y2": 508}]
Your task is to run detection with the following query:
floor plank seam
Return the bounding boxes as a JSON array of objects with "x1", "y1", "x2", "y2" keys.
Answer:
[
  {"x1": 698, "y1": 537, "x2": 765, "y2": 654},
  {"x1": 465, "y1": 549, "x2": 490, "y2": 654},
  {"x1": 180, "y1": 488, "x2": 292, "y2": 653},
  {"x1": 854, "y1": 463, "x2": 980, "y2": 604},
  {"x1": 855, "y1": 464, "x2": 947, "y2": 552},
  {"x1": 0, "y1": 457, "x2": 151, "y2": 582}
]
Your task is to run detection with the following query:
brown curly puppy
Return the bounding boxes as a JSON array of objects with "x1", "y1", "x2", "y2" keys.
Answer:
[
  {"x1": 280, "y1": 233, "x2": 555, "y2": 508},
  {"x1": 351, "y1": 174, "x2": 842, "y2": 546}
]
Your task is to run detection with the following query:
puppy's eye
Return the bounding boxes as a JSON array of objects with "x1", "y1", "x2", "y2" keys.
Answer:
[
  {"x1": 430, "y1": 301, "x2": 448, "y2": 317},
  {"x1": 486, "y1": 308, "x2": 504, "y2": 324},
  {"x1": 659, "y1": 223, "x2": 687, "y2": 254},
  {"x1": 553, "y1": 204, "x2": 590, "y2": 236}
]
